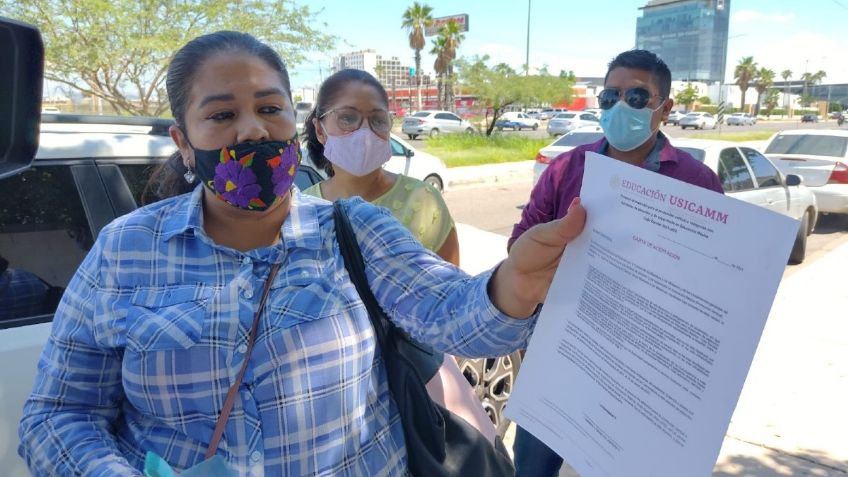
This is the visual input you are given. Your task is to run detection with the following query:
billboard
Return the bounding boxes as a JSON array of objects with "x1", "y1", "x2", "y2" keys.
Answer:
[{"x1": 424, "y1": 14, "x2": 469, "y2": 36}]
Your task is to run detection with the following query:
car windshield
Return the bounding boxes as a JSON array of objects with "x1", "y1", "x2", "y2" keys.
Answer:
[
  {"x1": 685, "y1": 113, "x2": 700, "y2": 117},
  {"x1": 554, "y1": 113, "x2": 576, "y2": 119},
  {"x1": 678, "y1": 147, "x2": 706, "y2": 162},
  {"x1": 765, "y1": 134, "x2": 848, "y2": 158},
  {"x1": 552, "y1": 132, "x2": 604, "y2": 147},
  {"x1": 412, "y1": 112, "x2": 430, "y2": 117}
]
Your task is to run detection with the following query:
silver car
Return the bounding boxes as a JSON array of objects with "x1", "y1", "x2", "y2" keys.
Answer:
[
  {"x1": 402, "y1": 110, "x2": 475, "y2": 139},
  {"x1": 673, "y1": 138, "x2": 818, "y2": 264},
  {"x1": 546, "y1": 112, "x2": 600, "y2": 136}
]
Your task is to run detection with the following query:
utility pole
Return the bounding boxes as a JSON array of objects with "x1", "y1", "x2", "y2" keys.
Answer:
[{"x1": 525, "y1": 0, "x2": 531, "y2": 76}]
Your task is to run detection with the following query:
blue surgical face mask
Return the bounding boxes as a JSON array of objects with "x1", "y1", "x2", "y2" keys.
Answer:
[{"x1": 600, "y1": 100, "x2": 665, "y2": 152}]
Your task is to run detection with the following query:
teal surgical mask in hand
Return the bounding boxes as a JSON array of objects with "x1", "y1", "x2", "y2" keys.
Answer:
[{"x1": 144, "y1": 452, "x2": 238, "y2": 477}]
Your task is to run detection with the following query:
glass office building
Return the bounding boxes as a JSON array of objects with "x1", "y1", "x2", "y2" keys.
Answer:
[{"x1": 636, "y1": 0, "x2": 730, "y2": 82}]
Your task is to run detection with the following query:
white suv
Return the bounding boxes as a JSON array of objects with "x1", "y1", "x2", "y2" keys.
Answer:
[{"x1": 401, "y1": 110, "x2": 475, "y2": 139}]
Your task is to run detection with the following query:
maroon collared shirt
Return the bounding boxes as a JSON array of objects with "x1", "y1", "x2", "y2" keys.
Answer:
[{"x1": 509, "y1": 134, "x2": 724, "y2": 248}]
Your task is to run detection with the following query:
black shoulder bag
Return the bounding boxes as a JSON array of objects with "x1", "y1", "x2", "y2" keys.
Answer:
[{"x1": 333, "y1": 201, "x2": 515, "y2": 477}]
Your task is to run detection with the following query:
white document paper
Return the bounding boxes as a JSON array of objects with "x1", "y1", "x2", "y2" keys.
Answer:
[{"x1": 506, "y1": 152, "x2": 798, "y2": 477}]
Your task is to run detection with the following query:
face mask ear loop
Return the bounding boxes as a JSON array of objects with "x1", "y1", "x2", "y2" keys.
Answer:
[{"x1": 648, "y1": 99, "x2": 668, "y2": 136}]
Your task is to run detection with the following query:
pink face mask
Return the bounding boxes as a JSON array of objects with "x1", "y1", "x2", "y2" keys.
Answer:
[{"x1": 323, "y1": 127, "x2": 392, "y2": 177}]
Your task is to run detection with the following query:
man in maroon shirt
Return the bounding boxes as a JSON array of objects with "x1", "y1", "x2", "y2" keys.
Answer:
[{"x1": 509, "y1": 49, "x2": 724, "y2": 476}]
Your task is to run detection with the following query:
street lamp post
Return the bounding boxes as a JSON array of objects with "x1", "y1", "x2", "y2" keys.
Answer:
[{"x1": 524, "y1": 0, "x2": 531, "y2": 76}]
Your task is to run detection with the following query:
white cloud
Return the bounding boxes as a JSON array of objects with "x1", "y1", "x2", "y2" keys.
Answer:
[{"x1": 732, "y1": 10, "x2": 764, "y2": 23}]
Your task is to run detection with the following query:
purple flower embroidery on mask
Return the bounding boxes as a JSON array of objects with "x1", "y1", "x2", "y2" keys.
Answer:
[
  {"x1": 270, "y1": 143, "x2": 300, "y2": 195},
  {"x1": 213, "y1": 158, "x2": 262, "y2": 208}
]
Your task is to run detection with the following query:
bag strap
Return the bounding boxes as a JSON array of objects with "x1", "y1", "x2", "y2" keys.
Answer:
[
  {"x1": 333, "y1": 201, "x2": 389, "y2": 342},
  {"x1": 205, "y1": 262, "x2": 281, "y2": 459}
]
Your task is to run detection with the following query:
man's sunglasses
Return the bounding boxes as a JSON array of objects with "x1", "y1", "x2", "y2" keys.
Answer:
[{"x1": 597, "y1": 87, "x2": 663, "y2": 110}]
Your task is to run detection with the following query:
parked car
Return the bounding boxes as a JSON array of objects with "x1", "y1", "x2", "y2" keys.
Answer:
[
  {"x1": 763, "y1": 129, "x2": 848, "y2": 219},
  {"x1": 538, "y1": 108, "x2": 567, "y2": 120},
  {"x1": 401, "y1": 110, "x2": 475, "y2": 139},
  {"x1": 302, "y1": 133, "x2": 449, "y2": 192},
  {"x1": 726, "y1": 112, "x2": 757, "y2": 126},
  {"x1": 672, "y1": 138, "x2": 817, "y2": 264},
  {"x1": 546, "y1": 111, "x2": 601, "y2": 136},
  {"x1": 679, "y1": 112, "x2": 718, "y2": 130},
  {"x1": 582, "y1": 108, "x2": 603, "y2": 119},
  {"x1": 800, "y1": 114, "x2": 819, "y2": 123},
  {"x1": 533, "y1": 126, "x2": 604, "y2": 185},
  {"x1": 526, "y1": 109, "x2": 541, "y2": 120},
  {"x1": 40, "y1": 106, "x2": 61, "y2": 114},
  {"x1": 662, "y1": 110, "x2": 685, "y2": 126},
  {"x1": 495, "y1": 111, "x2": 540, "y2": 131}
]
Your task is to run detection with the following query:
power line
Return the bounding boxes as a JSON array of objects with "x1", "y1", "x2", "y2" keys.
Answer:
[{"x1": 832, "y1": 0, "x2": 848, "y2": 9}]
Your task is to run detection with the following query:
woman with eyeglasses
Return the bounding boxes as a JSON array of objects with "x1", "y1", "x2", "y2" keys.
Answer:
[
  {"x1": 302, "y1": 69, "x2": 459, "y2": 264},
  {"x1": 509, "y1": 49, "x2": 725, "y2": 477},
  {"x1": 18, "y1": 32, "x2": 586, "y2": 476},
  {"x1": 302, "y1": 69, "x2": 498, "y2": 443}
]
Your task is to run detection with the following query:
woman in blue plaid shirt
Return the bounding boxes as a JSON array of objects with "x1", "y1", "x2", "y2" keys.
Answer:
[{"x1": 18, "y1": 31, "x2": 585, "y2": 476}]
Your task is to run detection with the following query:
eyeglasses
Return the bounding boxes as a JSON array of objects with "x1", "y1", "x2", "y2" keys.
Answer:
[
  {"x1": 319, "y1": 107, "x2": 393, "y2": 135},
  {"x1": 597, "y1": 87, "x2": 663, "y2": 110}
]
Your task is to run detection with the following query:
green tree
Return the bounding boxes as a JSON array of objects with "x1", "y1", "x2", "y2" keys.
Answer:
[
  {"x1": 753, "y1": 67, "x2": 775, "y2": 116},
  {"x1": 763, "y1": 88, "x2": 780, "y2": 118},
  {"x1": 697, "y1": 96, "x2": 711, "y2": 105},
  {"x1": 456, "y1": 55, "x2": 573, "y2": 136},
  {"x1": 798, "y1": 93, "x2": 816, "y2": 108},
  {"x1": 734, "y1": 56, "x2": 758, "y2": 113},
  {"x1": 401, "y1": 2, "x2": 433, "y2": 111},
  {"x1": 674, "y1": 83, "x2": 699, "y2": 112},
  {"x1": 3, "y1": 0, "x2": 335, "y2": 117},
  {"x1": 374, "y1": 64, "x2": 386, "y2": 85}
]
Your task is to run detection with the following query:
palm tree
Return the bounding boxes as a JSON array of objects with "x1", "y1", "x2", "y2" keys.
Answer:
[
  {"x1": 781, "y1": 69, "x2": 792, "y2": 113},
  {"x1": 799, "y1": 70, "x2": 827, "y2": 109},
  {"x1": 436, "y1": 20, "x2": 465, "y2": 112},
  {"x1": 401, "y1": 2, "x2": 433, "y2": 111},
  {"x1": 430, "y1": 36, "x2": 448, "y2": 109},
  {"x1": 753, "y1": 67, "x2": 775, "y2": 116},
  {"x1": 734, "y1": 56, "x2": 758, "y2": 113}
]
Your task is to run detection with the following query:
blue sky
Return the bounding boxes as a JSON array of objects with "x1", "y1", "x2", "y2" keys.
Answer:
[{"x1": 289, "y1": 0, "x2": 846, "y2": 89}]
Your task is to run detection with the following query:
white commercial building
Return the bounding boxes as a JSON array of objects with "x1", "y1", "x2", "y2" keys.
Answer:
[{"x1": 331, "y1": 49, "x2": 431, "y2": 88}]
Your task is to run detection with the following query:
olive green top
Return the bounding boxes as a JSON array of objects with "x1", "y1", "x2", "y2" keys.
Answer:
[{"x1": 303, "y1": 174, "x2": 454, "y2": 252}]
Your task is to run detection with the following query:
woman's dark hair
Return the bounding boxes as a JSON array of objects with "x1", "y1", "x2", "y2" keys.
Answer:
[
  {"x1": 303, "y1": 69, "x2": 389, "y2": 177},
  {"x1": 604, "y1": 49, "x2": 672, "y2": 100},
  {"x1": 144, "y1": 31, "x2": 292, "y2": 203}
]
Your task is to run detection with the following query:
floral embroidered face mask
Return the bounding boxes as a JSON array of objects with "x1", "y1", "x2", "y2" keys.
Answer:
[{"x1": 192, "y1": 135, "x2": 301, "y2": 211}]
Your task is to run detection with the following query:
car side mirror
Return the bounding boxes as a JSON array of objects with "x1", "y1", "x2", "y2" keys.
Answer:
[
  {"x1": 0, "y1": 16, "x2": 44, "y2": 180},
  {"x1": 785, "y1": 174, "x2": 802, "y2": 186},
  {"x1": 405, "y1": 148, "x2": 414, "y2": 158}
]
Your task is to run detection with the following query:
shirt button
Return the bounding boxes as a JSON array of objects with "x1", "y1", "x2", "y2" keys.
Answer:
[
  {"x1": 250, "y1": 451, "x2": 262, "y2": 462},
  {"x1": 242, "y1": 256, "x2": 251, "y2": 265},
  {"x1": 236, "y1": 343, "x2": 248, "y2": 354},
  {"x1": 243, "y1": 288, "x2": 254, "y2": 299}
]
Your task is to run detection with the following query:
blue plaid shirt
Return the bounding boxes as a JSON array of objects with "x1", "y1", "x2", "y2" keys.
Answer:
[{"x1": 19, "y1": 187, "x2": 537, "y2": 476}]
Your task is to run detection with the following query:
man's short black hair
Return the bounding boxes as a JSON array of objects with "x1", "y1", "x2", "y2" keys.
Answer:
[{"x1": 604, "y1": 49, "x2": 672, "y2": 100}]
